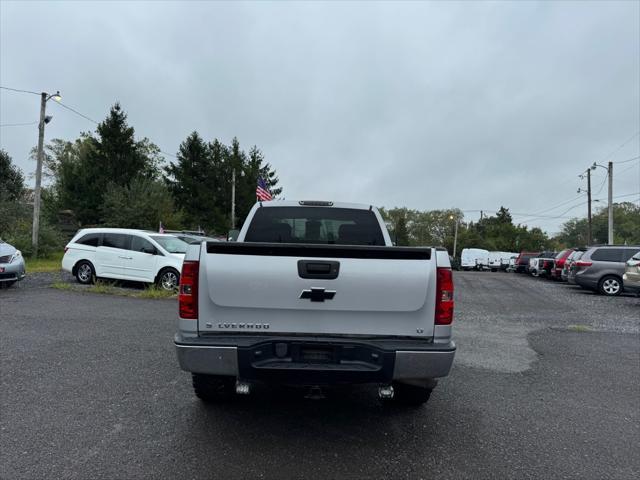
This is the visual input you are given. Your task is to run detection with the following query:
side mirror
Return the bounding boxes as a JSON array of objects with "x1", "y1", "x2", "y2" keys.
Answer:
[{"x1": 227, "y1": 230, "x2": 240, "y2": 242}]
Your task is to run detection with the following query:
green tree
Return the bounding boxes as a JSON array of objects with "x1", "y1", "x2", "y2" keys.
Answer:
[
  {"x1": 165, "y1": 131, "x2": 217, "y2": 230},
  {"x1": 0, "y1": 150, "x2": 25, "y2": 202},
  {"x1": 101, "y1": 178, "x2": 183, "y2": 230},
  {"x1": 49, "y1": 104, "x2": 163, "y2": 225},
  {"x1": 555, "y1": 202, "x2": 640, "y2": 246}
]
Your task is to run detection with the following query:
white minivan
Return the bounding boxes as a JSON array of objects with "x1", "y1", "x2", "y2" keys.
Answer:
[{"x1": 62, "y1": 228, "x2": 188, "y2": 290}]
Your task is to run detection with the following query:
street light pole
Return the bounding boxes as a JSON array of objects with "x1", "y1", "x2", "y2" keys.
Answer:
[
  {"x1": 587, "y1": 168, "x2": 592, "y2": 245},
  {"x1": 453, "y1": 218, "x2": 459, "y2": 258},
  {"x1": 449, "y1": 214, "x2": 459, "y2": 258},
  {"x1": 32, "y1": 93, "x2": 48, "y2": 258},
  {"x1": 607, "y1": 161, "x2": 613, "y2": 244},
  {"x1": 230, "y1": 168, "x2": 236, "y2": 230},
  {"x1": 31, "y1": 90, "x2": 61, "y2": 257}
]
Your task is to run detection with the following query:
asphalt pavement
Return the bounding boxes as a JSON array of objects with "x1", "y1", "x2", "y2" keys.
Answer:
[{"x1": 1, "y1": 272, "x2": 638, "y2": 479}]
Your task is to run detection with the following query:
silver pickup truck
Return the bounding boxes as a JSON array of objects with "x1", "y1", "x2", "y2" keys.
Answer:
[{"x1": 174, "y1": 200, "x2": 456, "y2": 405}]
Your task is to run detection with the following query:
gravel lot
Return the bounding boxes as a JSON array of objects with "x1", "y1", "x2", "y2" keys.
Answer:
[{"x1": 1, "y1": 271, "x2": 638, "y2": 479}]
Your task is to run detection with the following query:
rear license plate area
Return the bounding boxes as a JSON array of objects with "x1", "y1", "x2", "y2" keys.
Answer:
[{"x1": 299, "y1": 345, "x2": 335, "y2": 363}]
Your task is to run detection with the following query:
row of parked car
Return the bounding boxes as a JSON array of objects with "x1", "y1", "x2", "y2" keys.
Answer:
[{"x1": 512, "y1": 245, "x2": 640, "y2": 296}]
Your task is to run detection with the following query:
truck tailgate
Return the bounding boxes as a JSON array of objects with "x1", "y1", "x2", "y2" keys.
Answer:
[{"x1": 198, "y1": 243, "x2": 437, "y2": 337}]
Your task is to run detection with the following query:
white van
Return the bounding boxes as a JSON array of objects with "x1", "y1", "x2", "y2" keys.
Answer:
[
  {"x1": 460, "y1": 248, "x2": 490, "y2": 270},
  {"x1": 488, "y1": 251, "x2": 518, "y2": 271},
  {"x1": 61, "y1": 228, "x2": 187, "y2": 290}
]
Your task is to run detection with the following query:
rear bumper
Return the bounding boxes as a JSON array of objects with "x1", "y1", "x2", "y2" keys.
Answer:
[{"x1": 175, "y1": 333, "x2": 456, "y2": 384}]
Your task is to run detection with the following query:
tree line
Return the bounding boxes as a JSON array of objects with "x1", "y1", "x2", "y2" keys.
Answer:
[
  {"x1": 1, "y1": 102, "x2": 638, "y2": 257},
  {"x1": 380, "y1": 204, "x2": 640, "y2": 252},
  {"x1": 0, "y1": 102, "x2": 281, "y2": 255}
]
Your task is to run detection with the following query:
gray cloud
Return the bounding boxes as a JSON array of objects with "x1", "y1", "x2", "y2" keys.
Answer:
[{"x1": 1, "y1": 0, "x2": 638, "y2": 234}]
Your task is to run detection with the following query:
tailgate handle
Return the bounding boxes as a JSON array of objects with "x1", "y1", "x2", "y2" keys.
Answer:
[{"x1": 298, "y1": 260, "x2": 340, "y2": 280}]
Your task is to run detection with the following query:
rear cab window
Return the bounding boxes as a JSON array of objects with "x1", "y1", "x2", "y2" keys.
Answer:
[{"x1": 244, "y1": 206, "x2": 386, "y2": 245}]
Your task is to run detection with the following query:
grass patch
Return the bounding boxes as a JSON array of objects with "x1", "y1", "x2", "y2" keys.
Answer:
[
  {"x1": 51, "y1": 280, "x2": 73, "y2": 291},
  {"x1": 568, "y1": 324, "x2": 593, "y2": 333},
  {"x1": 27, "y1": 252, "x2": 63, "y2": 273},
  {"x1": 50, "y1": 278, "x2": 176, "y2": 300},
  {"x1": 137, "y1": 285, "x2": 177, "y2": 299},
  {"x1": 87, "y1": 280, "x2": 118, "y2": 295}
]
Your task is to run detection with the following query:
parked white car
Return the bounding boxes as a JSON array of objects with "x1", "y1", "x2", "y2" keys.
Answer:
[{"x1": 62, "y1": 228, "x2": 187, "y2": 290}]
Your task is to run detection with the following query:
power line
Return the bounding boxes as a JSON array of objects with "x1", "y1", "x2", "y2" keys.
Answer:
[
  {"x1": 0, "y1": 121, "x2": 38, "y2": 127},
  {"x1": 598, "y1": 131, "x2": 640, "y2": 164},
  {"x1": 614, "y1": 162, "x2": 640, "y2": 176},
  {"x1": 593, "y1": 173, "x2": 608, "y2": 196},
  {"x1": 50, "y1": 101, "x2": 176, "y2": 158},
  {"x1": 53, "y1": 101, "x2": 99, "y2": 124},
  {"x1": 610, "y1": 192, "x2": 640, "y2": 199},
  {"x1": 0, "y1": 85, "x2": 40, "y2": 95},
  {"x1": 612, "y1": 155, "x2": 640, "y2": 165}
]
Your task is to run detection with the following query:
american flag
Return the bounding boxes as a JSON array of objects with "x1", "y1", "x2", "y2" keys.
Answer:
[{"x1": 256, "y1": 177, "x2": 272, "y2": 201}]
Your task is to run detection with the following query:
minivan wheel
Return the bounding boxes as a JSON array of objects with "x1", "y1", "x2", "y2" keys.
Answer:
[
  {"x1": 157, "y1": 268, "x2": 179, "y2": 291},
  {"x1": 598, "y1": 275, "x2": 622, "y2": 296},
  {"x1": 75, "y1": 261, "x2": 95, "y2": 285}
]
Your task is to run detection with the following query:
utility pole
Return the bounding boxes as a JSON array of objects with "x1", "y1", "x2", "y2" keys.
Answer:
[
  {"x1": 587, "y1": 168, "x2": 592, "y2": 245},
  {"x1": 30, "y1": 90, "x2": 60, "y2": 257},
  {"x1": 449, "y1": 214, "x2": 459, "y2": 258},
  {"x1": 230, "y1": 168, "x2": 236, "y2": 229},
  {"x1": 32, "y1": 93, "x2": 48, "y2": 257},
  {"x1": 453, "y1": 218, "x2": 459, "y2": 258},
  {"x1": 608, "y1": 161, "x2": 613, "y2": 244}
]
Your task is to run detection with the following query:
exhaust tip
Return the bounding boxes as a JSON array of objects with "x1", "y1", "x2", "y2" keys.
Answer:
[
  {"x1": 378, "y1": 385, "x2": 394, "y2": 399},
  {"x1": 235, "y1": 381, "x2": 251, "y2": 395}
]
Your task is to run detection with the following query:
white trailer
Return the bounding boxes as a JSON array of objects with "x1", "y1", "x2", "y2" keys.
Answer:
[{"x1": 460, "y1": 248, "x2": 490, "y2": 271}]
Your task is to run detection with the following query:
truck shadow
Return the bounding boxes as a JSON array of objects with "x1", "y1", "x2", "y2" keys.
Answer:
[{"x1": 167, "y1": 381, "x2": 485, "y2": 476}]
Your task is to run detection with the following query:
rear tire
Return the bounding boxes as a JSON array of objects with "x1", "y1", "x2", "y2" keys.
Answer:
[
  {"x1": 75, "y1": 261, "x2": 95, "y2": 285},
  {"x1": 192, "y1": 374, "x2": 236, "y2": 402},
  {"x1": 598, "y1": 275, "x2": 622, "y2": 296},
  {"x1": 382, "y1": 382, "x2": 433, "y2": 406}
]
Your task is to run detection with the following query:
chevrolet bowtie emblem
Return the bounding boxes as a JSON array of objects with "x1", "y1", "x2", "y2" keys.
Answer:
[{"x1": 300, "y1": 288, "x2": 336, "y2": 302}]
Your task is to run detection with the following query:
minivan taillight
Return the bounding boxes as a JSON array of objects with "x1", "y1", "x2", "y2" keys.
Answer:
[
  {"x1": 435, "y1": 267, "x2": 454, "y2": 325},
  {"x1": 179, "y1": 260, "x2": 199, "y2": 319},
  {"x1": 576, "y1": 260, "x2": 593, "y2": 268}
]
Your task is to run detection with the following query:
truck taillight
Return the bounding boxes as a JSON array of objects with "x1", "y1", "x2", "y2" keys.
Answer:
[
  {"x1": 435, "y1": 267, "x2": 454, "y2": 325},
  {"x1": 179, "y1": 260, "x2": 199, "y2": 319},
  {"x1": 576, "y1": 261, "x2": 593, "y2": 268}
]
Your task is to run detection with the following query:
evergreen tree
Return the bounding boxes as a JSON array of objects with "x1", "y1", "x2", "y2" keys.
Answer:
[
  {"x1": 48, "y1": 103, "x2": 162, "y2": 225},
  {"x1": 0, "y1": 150, "x2": 25, "y2": 202},
  {"x1": 165, "y1": 131, "x2": 215, "y2": 229}
]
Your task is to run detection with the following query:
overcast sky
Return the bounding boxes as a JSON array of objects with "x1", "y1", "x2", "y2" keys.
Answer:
[{"x1": 1, "y1": 1, "x2": 639, "y2": 234}]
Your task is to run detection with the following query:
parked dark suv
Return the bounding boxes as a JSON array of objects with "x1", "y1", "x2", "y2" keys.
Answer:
[{"x1": 574, "y1": 245, "x2": 640, "y2": 296}]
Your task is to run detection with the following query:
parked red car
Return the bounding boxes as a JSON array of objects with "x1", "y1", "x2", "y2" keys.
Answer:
[{"x1": 551, "y1": 248, "x2": 575, "y2": 280}]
